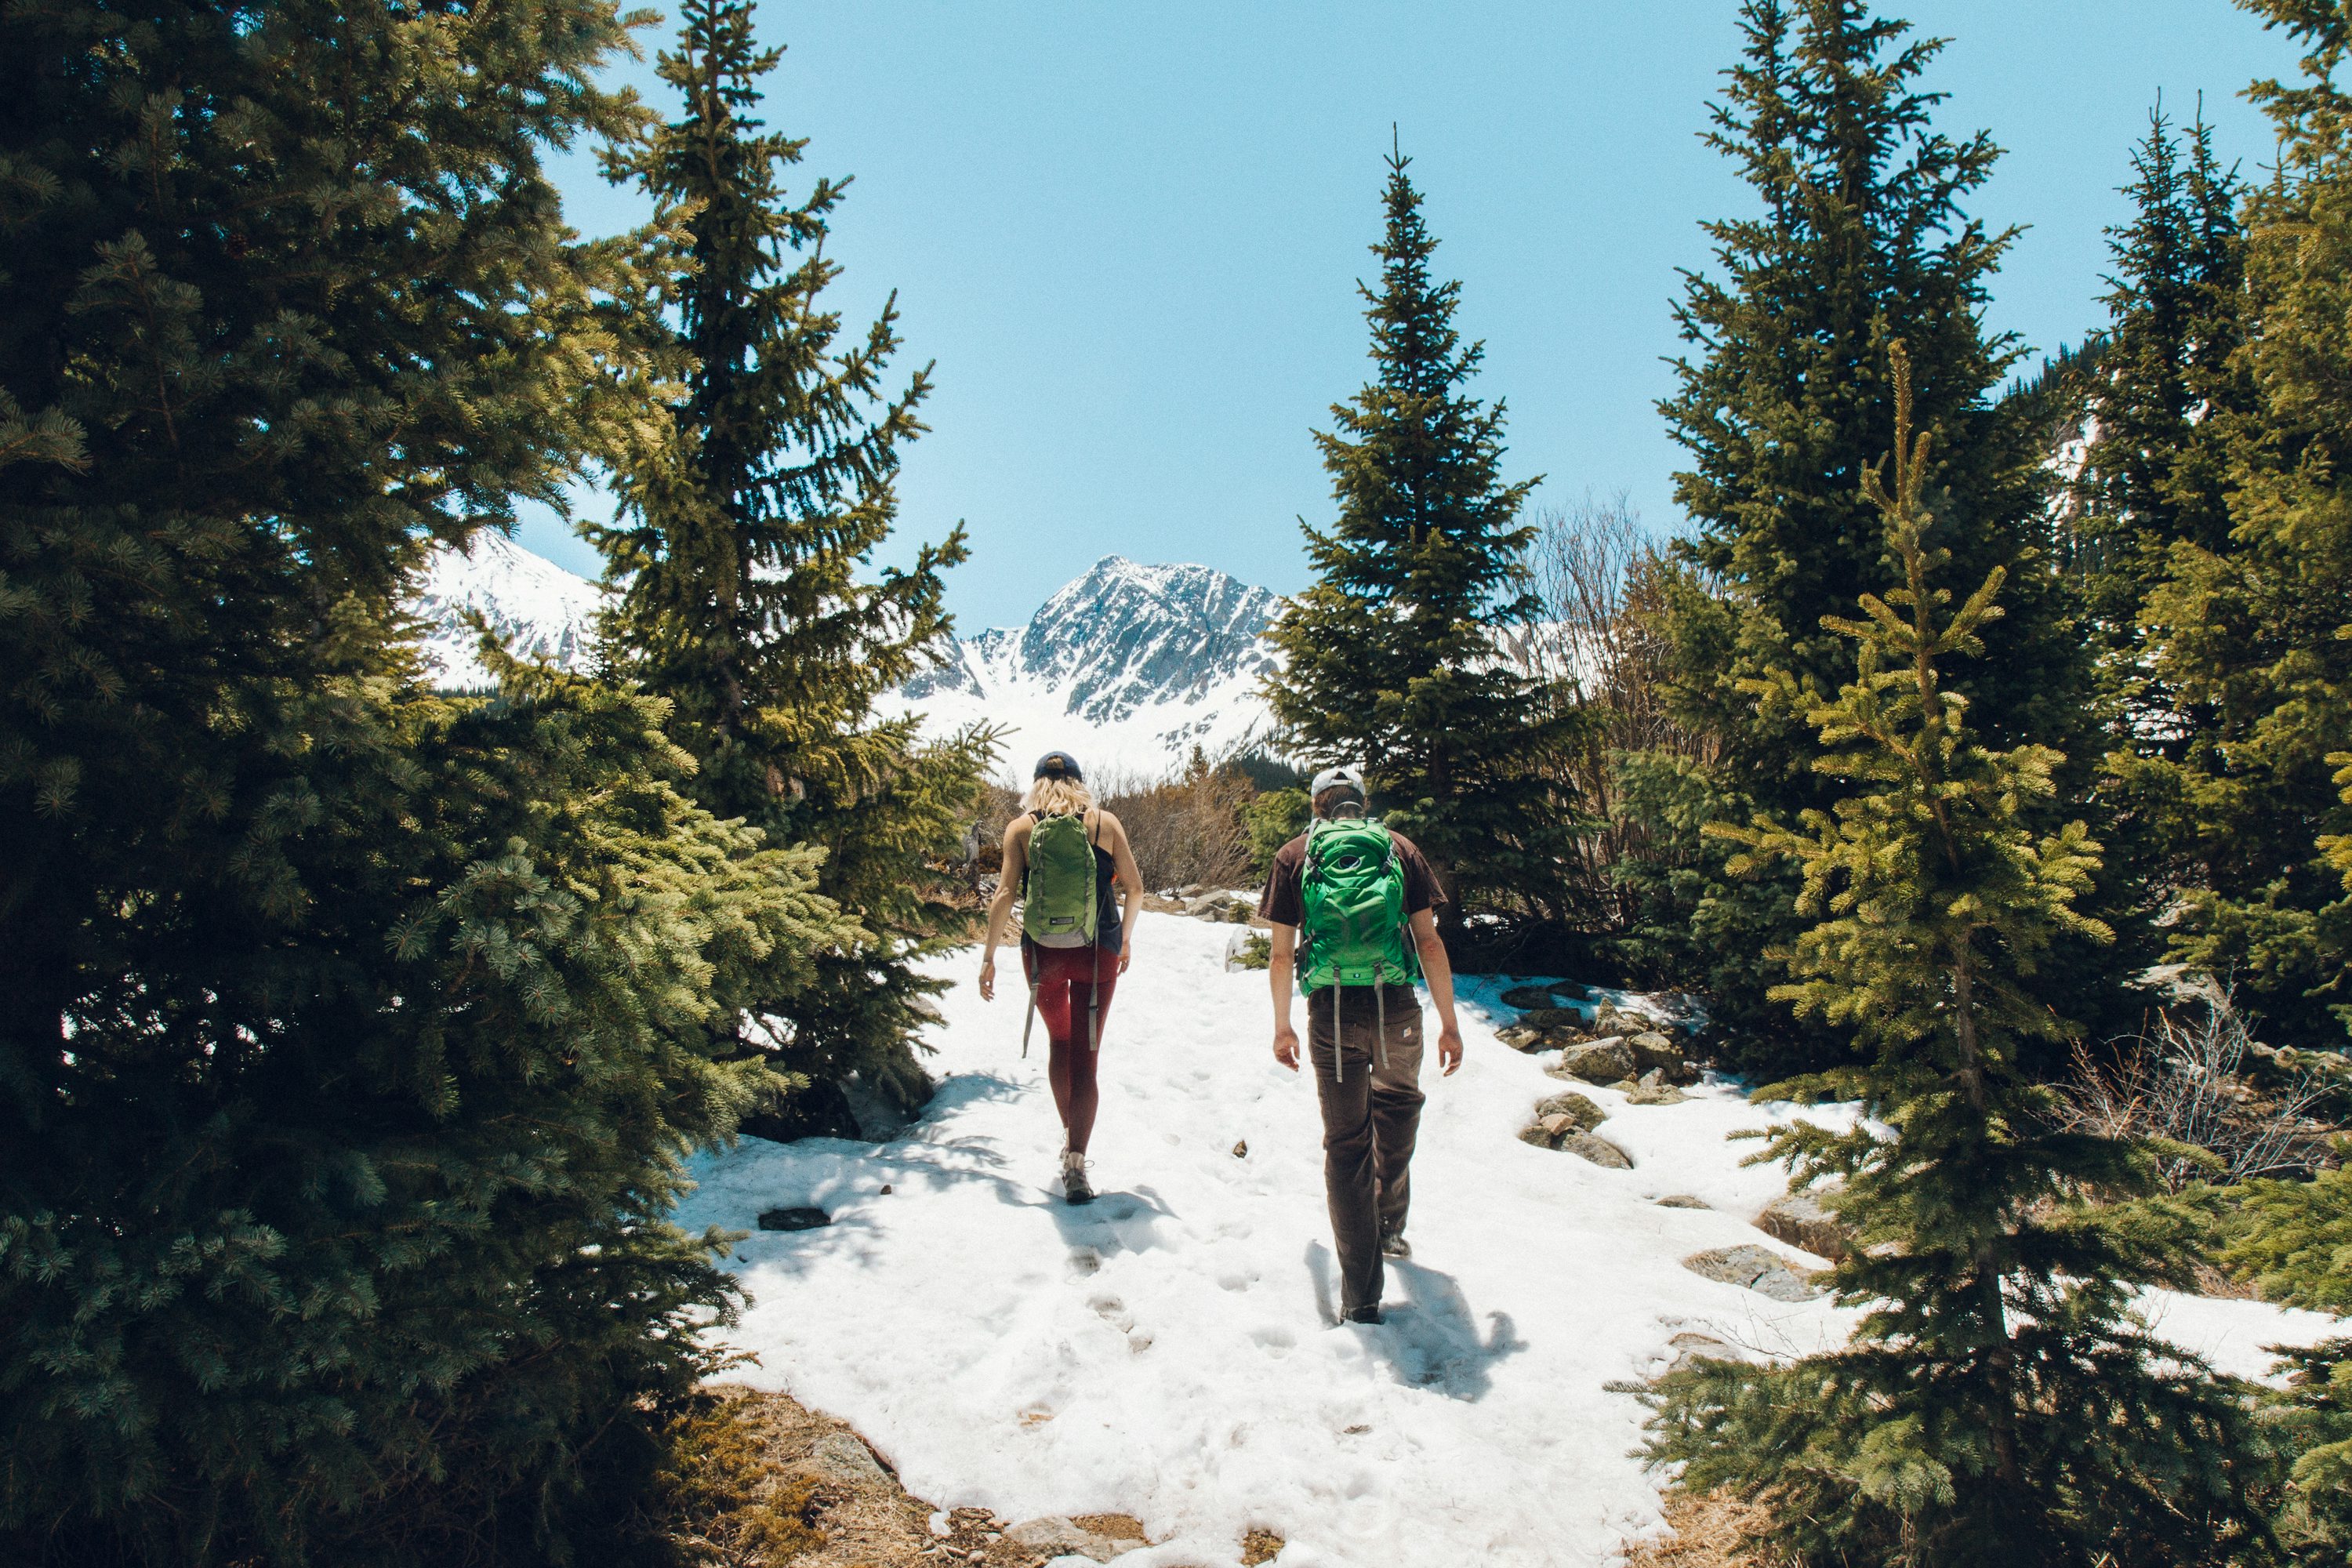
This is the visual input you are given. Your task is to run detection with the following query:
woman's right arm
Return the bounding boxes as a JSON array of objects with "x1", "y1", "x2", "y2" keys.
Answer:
[{"x1": 978, "y1": 818, "x2": 1024, "y2": 1001}]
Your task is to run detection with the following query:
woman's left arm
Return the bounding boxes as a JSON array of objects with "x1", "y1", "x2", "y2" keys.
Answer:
[{"x1": 1101, "y1": 811, "x2": 1146, "y2": 972}]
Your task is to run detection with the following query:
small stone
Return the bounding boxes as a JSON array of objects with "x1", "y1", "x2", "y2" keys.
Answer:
[
  {"x1": 757, "y1": 1206, "x2": 830, "y2": 1231},
  {"x1": 1562, "y1": 1133, "x2": 1634, "y2": 1169},
  {"x1": 1495, "y1": 1023, "x2": 1542, "y2": 1050},
  {"x1": 1656, "y1": 1193, "x2": 1711, "y2": 1209},
  {"x1": 880, "y1": 1184, "x2": 893, "y2": 1195},
  {"x1": 1756, "y1": 1186, "x2": 1854, "y2": 1262},
  {"x1": 1516, "y1": 1122, "x2": 1559, "y2": 1148},
  {"x1": 1666, "y1": 1330, "x2": 1742, "y2": 1370},
  {"x1": 808, "y1": 1430, "x2": 891, "y2": 1487},
  {"x1": 1683, "y1": 1243, "x2": 1824, "y2": 1301},
  {"x1": 1232, "y1": 1139, "x2": 1248, "y2": 1159}
]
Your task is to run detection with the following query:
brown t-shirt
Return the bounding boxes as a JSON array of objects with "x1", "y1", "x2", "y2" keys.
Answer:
[{"x1": 1257, "y1": 823, "x2": 1443, "y2": 928}]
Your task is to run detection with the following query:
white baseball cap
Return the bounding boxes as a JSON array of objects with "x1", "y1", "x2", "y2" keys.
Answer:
[{"x1": 1309, "y1": 764, "x2": 1367, "y2": 800}]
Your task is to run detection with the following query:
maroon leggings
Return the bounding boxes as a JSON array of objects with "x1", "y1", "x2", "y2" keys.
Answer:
[{"x1": 1025, "y1": 942, "x2": 1120, "y2": 1152}]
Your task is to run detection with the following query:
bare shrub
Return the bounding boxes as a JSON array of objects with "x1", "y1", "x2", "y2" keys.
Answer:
[
  {"x1": 1097, "y1": 749, "x2": 1258, "y2": 892},
  {"x1": 973, "y1": 751, "x2": 1259, "y2": 895},
  {"x1": 1507, "y1": 493, "x2": 1716, "y2": 928},
  {"x1": 2054, "y1": 992, "x2": 2338, "y2": 1192}
]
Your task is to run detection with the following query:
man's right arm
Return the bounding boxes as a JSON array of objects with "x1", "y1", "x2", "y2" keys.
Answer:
[{"x1": 1269, "y1": 922, "x2": 1300, "y2": 1072}]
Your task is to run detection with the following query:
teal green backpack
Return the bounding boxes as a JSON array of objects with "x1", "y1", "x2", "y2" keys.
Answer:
[
  {"x1": 1299, "y1": 816, "x2": 1419, "y2": 993},
  {"x1": 1022, "y1": 811, "x2": 1099, "y2": 948}
]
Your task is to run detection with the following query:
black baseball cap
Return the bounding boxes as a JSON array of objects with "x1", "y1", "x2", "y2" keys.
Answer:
[{"x1": 1033, "y1": 750, "x2": 1084, "y2": 782}]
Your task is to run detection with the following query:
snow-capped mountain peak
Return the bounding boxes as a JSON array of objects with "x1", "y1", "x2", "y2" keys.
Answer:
[
  {"x1": 412, "y1": 532, "x2": 603, "y2": 689},
  {"x1": 407, "y1": 539, "x2": 1286, "y2": 781},
  {"x1": 893, "y1": 555, "x2": 1283, "y2": 779}
]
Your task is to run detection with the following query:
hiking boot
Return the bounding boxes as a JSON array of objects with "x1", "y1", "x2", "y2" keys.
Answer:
[
  {"x1": 1379, "y1": 1228, "x2": 1411, "y2": 1259},
  {"x1": 1060, "y1": 1149, "x2": 1094, "y2": 1205},
  {"x1": 1342, "y1": 1305, "x2": 1384, "y2": 1326}
]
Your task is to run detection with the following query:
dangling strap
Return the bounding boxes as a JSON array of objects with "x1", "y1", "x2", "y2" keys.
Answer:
[
  {"x1": 1021, "y1": 945, "x2": 1040, "y2": 1059},
  {"x1": 1330, "y1": 985, "x2": 1345, "y2": 1085},
  {"x1": 1375, "y1": 980, "x2": 1389, "y2": 1073},
  {"x1": 1088, "y1": 942, "x2": 1102, "y2": 1052}
]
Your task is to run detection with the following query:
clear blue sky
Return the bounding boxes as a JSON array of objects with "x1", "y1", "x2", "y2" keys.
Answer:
[{"x1": 523, "y1": 1, "x2": 2304, "y2": 630}]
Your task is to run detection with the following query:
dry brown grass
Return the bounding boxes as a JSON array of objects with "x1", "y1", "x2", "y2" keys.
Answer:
[{"x1": 1621, "y1": 1488, "x2": 1787, "y2": 1568}]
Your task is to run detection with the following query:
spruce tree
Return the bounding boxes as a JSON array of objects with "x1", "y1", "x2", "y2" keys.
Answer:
[
  {"x1": 1262, "y1": 147, "x2": 1574, "y2": 930},
  {"x1": 2136, "y1": 0, "x2": 2352, "y2": 1049},
  {"x1": 0, "y1": 3, "x2": 844, "y2": 1559},
  {"x1": 2073, "y1": 104, "x2": 2245, "y2": 666},
  {"x1": 1629, "y1": 0, "x2": 2100, "y2": 1069},
  {"x1": 1641, "y1": 345, "x2": 2275, "y2": 1568},
  {"x1": 598, "y1": 0, "x2": 990, "y2": 1120}
]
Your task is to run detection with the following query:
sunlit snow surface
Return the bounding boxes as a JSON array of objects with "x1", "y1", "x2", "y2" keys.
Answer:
[{"x1": 679, "y1": 913, "x2": 2340, "y2": 1567}]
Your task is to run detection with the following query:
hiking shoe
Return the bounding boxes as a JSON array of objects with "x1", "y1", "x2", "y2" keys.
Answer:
[
  {"x1": 1342, "y1": 1305, "x2": 1385, "y2": 1326},
  {"x1": 1060, "y1": 1149, "x2": 1094, "y2": 1205},
  {"x1": 1379, "y1": 1228, "x2": 1411, "y2": 1259}
]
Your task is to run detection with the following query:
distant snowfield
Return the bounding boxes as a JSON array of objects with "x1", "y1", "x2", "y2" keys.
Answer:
[{"x1": 678, "y1": 914, "x2": 2339, "y2": 1567}]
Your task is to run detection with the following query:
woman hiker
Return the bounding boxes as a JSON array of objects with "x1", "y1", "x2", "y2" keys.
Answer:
[{"x1": 978, "y1": 751, "x2": 1145, "y2": 1204}]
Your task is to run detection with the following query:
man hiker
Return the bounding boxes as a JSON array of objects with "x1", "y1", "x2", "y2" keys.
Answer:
[{"x1": 1259, "y1": 764, "x2": 1463, "y2": 1325}]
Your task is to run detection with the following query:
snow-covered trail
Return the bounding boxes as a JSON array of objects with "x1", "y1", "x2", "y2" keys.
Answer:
[{"x1": 677, "y1": 912, "x2": 2338, "y2": 1568}]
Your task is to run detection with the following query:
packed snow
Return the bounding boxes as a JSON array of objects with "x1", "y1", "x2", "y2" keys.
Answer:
[{"x1": 677, "y1": 912, "x2": 2341, "y2": 1567}]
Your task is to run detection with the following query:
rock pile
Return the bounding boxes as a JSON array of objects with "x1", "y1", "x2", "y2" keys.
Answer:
[{"x1": 1516, "y1": 1090, "x2": 1635, "y2": 1167}]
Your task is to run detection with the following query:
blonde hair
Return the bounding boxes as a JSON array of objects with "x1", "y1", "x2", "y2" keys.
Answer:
[{"x1": 1023, "y1": 775, "x2": 1094, "y2": 818}]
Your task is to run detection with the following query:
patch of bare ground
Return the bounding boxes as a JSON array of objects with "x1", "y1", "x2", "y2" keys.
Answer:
[
  {"x1": 1240, "y1": 1527, "x2": 1286, "y2": 1564},
  {"x1": 1622, "y1": 1489, "x2": 1788, "y2": 1568},
  {"x1": 643, "y1": 1385, "x2": 1178, "y2": 1566}
]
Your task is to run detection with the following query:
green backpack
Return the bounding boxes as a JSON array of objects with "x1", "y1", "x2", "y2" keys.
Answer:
[
  {"x1": 1022, "y1": 810, "x2": 1098, "y2": 949},
  {"x1": 1299, "y1": 816, "x2": 1419, "y2": 993}
]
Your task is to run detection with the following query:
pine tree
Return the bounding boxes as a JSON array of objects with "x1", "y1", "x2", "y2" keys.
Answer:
[
  {"x1": 1262, "y1": 146, "x2": 1574, "y2": 930},
  {"x1": 1627, "y1": 0, "x2": 2100, "y2": 1070},
  {"x1": 598, "y1": 0, "x2": 991, "y2": 1121},
  {"x1": 1640, "y1": 344, "x2": 2276, "y2": 1567},
  {"x1": 0, "y1": 3, "x2": 844, "y2": 1559},
  {"x1": 2073, "y1": 104, "x2": 2245, "y2": 727},
  {"x1": 2135, "y1": 1, "x2": 2352, "y2": 1050}
]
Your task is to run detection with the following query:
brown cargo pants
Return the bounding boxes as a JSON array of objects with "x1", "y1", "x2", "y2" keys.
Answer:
[{"x1": 1307, "y1": 982, "x2": 1425, "y2": 1320}]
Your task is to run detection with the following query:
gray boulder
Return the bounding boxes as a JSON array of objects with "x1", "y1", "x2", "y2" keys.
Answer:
[
  {"x1": 1756, "y1": 1186, "x2": 1854, "y2": 1262},
  {"x1": 1516, "y1": 1005, "x2": 1586, "y2": 1032},
  {"x1": 1626, "y1": 1030, "x2": 1682, "y2": 1074},
  {"x1": 1003, "y1": 1516, "x2": 1143, "y2": 1563},
  {"x1": 1683, "y1": 1243, "x2": 1824, "y2": 1302},
  {"x1": 1623, "y1": 1069, "x2": 1690, "y2": 1106},
  {"x1": 1561, "y1": 1133, "x2": 1634, "y2": 1169},
  {"x1": 1533, "y1": 1090, "x2": 1606, "y2": 1131},
  {"x1": 1555, "y1": 1036, "x2": 1635, "y2": 1083}
]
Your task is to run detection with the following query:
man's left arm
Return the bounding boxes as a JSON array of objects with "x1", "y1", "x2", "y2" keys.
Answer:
[{"x1": 1410, "y1": 908, "x2": 1463, "y2": 1076}]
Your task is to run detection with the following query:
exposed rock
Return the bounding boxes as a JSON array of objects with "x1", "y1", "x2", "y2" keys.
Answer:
[
  {"x1": 1534, "y1": 1091, "x2": 1606, "y2": 1131},
  {"x1": 1623, "y1": 1068, "x2": 1690, "y2": 1106},
  {"x1": 757, "y1": 1207, "x2": 831, "y2": 1232},
  {"x1": 1517, "y1": 1006, "x2": 1586, "y2": 1031},
  {"x1": 1555, "y1": 1036, "x2": 1635, "y2": 1083},
  {"x1": 1684, "y1": 1243, "x2": 1823, "y2": 1301},
  {"x1": 1656, "y1": 1193, "x2": 1711, "y2": 1209},
  {"x1": 1562, "y1": 1133, "x2": 1634, "y2": 1169},
  {"x1": 1232, "y1": 1139, "x2": 1248, "y2": 1159},
  {"x1": 1756, "y1": 1186, "x2": 1853, "y2": 1262},
  {"x1": 1548, "y1": 979, "x2": 1593, "y2": 1003},
  {"x1": 1626, "y1": 1030, "x2": 1682, "y2": 1074},
  {"x1": 1499, "y1": 985, "x2": 1562, "y2": 1010},
  {"x1": 807, "y1": 1429, "x2": 892, "y2": 1488},
  {"x1": 1185, "y1": 891, "x2": 1254, "y2": 923},
  {"x1": 1495, "y1": 1023, "x2": 1542, "y2": 1051},
  {"x1": 1004, "y1": 1514, "x2": 1148, "y2": 1563}
]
